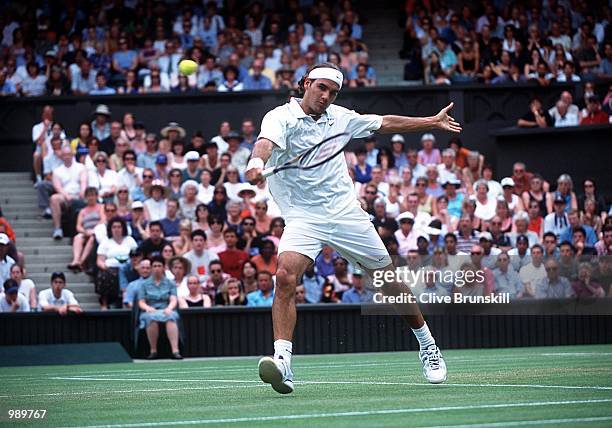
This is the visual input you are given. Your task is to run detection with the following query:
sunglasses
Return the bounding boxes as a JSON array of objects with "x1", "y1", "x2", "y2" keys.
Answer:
[
  {"x1": 106, "y1": 209, "x2": 117, "y2": 213},
  {"x1": 243, "y1": 222, "x2": 255, "y2": 226},
  {"x1": 214, "y1": 191, "x2": 225, "y2": 195},
  {"x1": 365, "y1": 191, "x2": 377, "y2": 195},
  {"x1": 170, "y1": 173, "x2": 181, "y2": 177},
  {"x1": 210, "y1": 269, "x2": 221, "y2": 273},
  {"x1": 118, "y1": 190, "x2": 128, "y2": 194},
  {"x1": 211, "y1": 220, "x2": 223, "y2": 225},
  {"x1": 95, "y1": 159, "x2": 106, "y2": 163},
  {"x1": 471, "y1": 252, "x2": 482, "y2": 255},
  {"x1": 143, "y1": 174, "x2": 154, "y2": 179},
  {"x1": 124, "y1": 157, "x2": 136, "y2": 161}
]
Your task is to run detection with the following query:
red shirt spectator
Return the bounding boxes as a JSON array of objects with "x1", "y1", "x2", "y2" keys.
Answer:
[
  {"x1": 580, "y1": 96, "x2": 609, "y2": 125},
  {"x1": 218, "y1": 229, "x2": 249, "y2": 279}
]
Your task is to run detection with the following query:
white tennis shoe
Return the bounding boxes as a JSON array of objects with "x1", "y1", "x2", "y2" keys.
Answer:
[
  {"x1": 419, "y1": 344, "x2": 447, "y2": 384},
  {"x1": 258, "y1": 356, "x2": 294, "y2": 394}
]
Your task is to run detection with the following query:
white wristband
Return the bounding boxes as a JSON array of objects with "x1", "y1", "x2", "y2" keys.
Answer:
[{"x1": 247, "y1": 158, "x2": 264, "y2": 171}]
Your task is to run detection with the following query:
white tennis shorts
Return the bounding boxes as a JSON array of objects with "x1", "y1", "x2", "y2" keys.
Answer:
[{"x1": 278, "y1": 204, "x2": 392, "y2": 270}]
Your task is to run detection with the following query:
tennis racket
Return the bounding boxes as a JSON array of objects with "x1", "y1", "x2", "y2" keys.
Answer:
[{"x1": 261, "y1": 132, "x2": 352, "y2": 178}]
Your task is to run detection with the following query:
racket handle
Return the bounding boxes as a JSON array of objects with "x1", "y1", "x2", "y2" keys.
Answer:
[{"x1": 261, "y1": 167, "x2": 275, "y2": 178}]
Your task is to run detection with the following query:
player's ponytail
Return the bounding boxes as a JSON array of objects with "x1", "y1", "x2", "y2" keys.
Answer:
[{"x1": 297, "y1": 62, "x2": 342, "y2": 96}]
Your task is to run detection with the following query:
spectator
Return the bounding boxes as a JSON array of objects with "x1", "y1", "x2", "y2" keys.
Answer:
[
  {"x1": 172, "y1": 219, "x2": 193, "y2": 257},
  {"x1": 193, "y1": 204, "x2": 211, "y2": 233},
  {"x1": 417, "y1": 133, "x2": 441, "y2": 165},
  {"x1": 510, "y1": 162, "x2": 534, "y2": 197},
  {"x1": 137, "y1": 256, "x2": 182, "y2": 360},
  {"x1": 508, "y1": 234, "x2": 531, "y2": 273},
  {"x1": 550, "y1": 100, "x2": 579, "y2": 127},
  {"x1": 38, "y1": 272, "x2": 82, "y2": 314},
  {"x1": 71, "y1": 59, "x2": 97, "y2": 95},
  {"x1": 117, "y1": 70, "x2": 141, "y2": 94},
  {"x1": 519, "y1": 244, "x2": 547, "y2": 297},
  {"x1": 579, "y1": 96, "x2": 608, "y2": 125},
  {"x1": 169, "y1": 256, "x2": 191, "y2": 297},
  {"x1": 341, "y1": 268, "x2": 373, "y2": 303},
  {"x1": 578, "y1": 178, "x2": 607, "y2": 219},
  {"x1": 527, "y1": 199, "x2": 544, "y2": 241},
  {"x1": 576, "y1": 35, "x2": 601, "y2": 78},
  {"x1": 509, "y1": 211, "x2": 539, "y2": 247},
  {"x1": 50, "y1": 145, "x2": 87, "y2": 240},
  {"x1": 546, "y1": 174, "x2": 578, "y2": 214},
  {"x1": 455, "y1": 216, "x2": 479, "y2": 254},
  {"x1": 251, "y1": 239, "x2": 278, "y2": 274},
  {"x1": 179, "y1": 274, "x2": 213, "y2": 308},
  {"x1": 247, "y1": 271, "x2": 275, "y2": 307},
  {"x1": 571, "y1": 227, "x2": 598, "y2": 257},
  {"x1": 560, "y1": 211, "x2": 598, "y2": 247},
  {"x1": 182, "y1": 152, "x2": 202, "y2": 183},
  {"x1": 91, "y1": 104, "x2": 111, "y2": 141},
  {"x1": 183, "y1": 230, "x2": 219, "y2": 284},
  {"x1": 89, "y1": 72, "x2": 116, "y2": 95},
  {"x1": 0, "y1": 279, "x2": 30, "y2": 312},
  {"x1": 20, "y1": 62, "x2": 47, "y2": 97},
  {"x1": 218, "y1": 228, "x2": 249, "y2": 280},
  {"x1": 556, "y1": 61, "x2": 581, "y2": 83},
  {"x1": 90, "y1": 151, "x2": 118, "y2": 200},
  {"x1": 160, "y1": 199, "x2": 181, "y2": 242},
  {"x1": 394, "y1": 212, "x2": 417, "y2": 256},
  {"x1": 493, "y1": 252, "x2": 522, "y2": 299},
  {"x1": 0, "y1": 69, "x2": 17, "y2": 96},
  {"x1": 349, "y1": 63, "x2": 375, "y2": 87},
  {"x1": 517, "y1": 97, "x2": 553, "y2": 128},
  {"x1": 9, "y1": 264, "x2": 36, "y2": 309},
  {"x1": 217, "y1": 65, "x2": 243, "y2": 92},
  {"x1": 144, "y1": 180, "x2": 168, "y2": 222},
  {"x1": 238, "y1": 260, "x2": 258, "y2": 294},
  {"x1": 572, "y1": 262, "x2": 605, "y2": 298},
  {"x1": 224, "y1": 132, "x2": 250, "y2": 177},
  {"x1": 243, "y1": 59, "x2": 272, "y2": 90},
  {"x1": 123, "y1": 258, "x2": 151, "y2": 308},
  {"x1": 206, "y1": 214, "x2": 227, "y2": 253},
  {"x1": 119, "y1": 250, "x2": 143, "y2": 301},
  {"x1": 473, "y1": 180, "x2": 496, "y2": 222},
  {"x1": 478, "y1": 232, "x2": 501, "y2": 269},
  {"x1": 68, "y1": 187, "x2": 104, "y2": 272},
  {"x1": 595, "y1": 225, "x2": 612, "y2": 256},
  {"x1": 535, "y1": 258, "x2": 573, "y2": 298},
  {"x1": 96, "y1": 217, "x2": 137, "y2": 309}
]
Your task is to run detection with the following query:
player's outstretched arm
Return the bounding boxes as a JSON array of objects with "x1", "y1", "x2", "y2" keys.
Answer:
[
  {"x1": 379, "y1": 102, "x2": 462, "y2": 134},
  {"x1": 246, "y1": 138, "x2": 275, "y2": 185}
]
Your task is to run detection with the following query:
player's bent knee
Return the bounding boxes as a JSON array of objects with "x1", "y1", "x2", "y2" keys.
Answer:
[{"x1": 275, "y1": 268, "x2": 297, "y2": 289}]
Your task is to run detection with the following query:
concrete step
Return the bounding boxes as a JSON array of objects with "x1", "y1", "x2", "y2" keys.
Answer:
[
  {"x1": 20, "y1": 251, "x2": 74, "y2": 260},
  {"x1": 16, "y1": 229, "x2": 56, "y2": 238},
  {"x1": 3, "y1": 219, "x2": 49, "y2": 228},
  {"x1": 29, "y1": 271, "x2": 89, "y2": 283},
  {"x1": 1, "y1": 194, "x2": 42, "y2": 203},
  {"x1": 25, "y1": 262, "x2": 86, "y2": 272},
  {"x1": 5, "y1": 213, "x2": 46, "y2": 221}
]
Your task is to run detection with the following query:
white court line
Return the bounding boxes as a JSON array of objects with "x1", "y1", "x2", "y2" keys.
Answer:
[
  {"x1": 0, "y1": 384, "x2": 264, "y2": 399},
  {"x1": 59, "y1": 399, "x2": 612, "y2": 428},
  {"x1": 49, "y1": 376, "x2": 612, "y2": 391},
  {"x1": 421, "y1": 415, "x2": 612, "y2": 428},
  {"x1": 15, "y1": 353, "x2": 609, "y2": 380},
  {"x1": 3, "y1": 352, "x2": 611, "y2": 380},
  {"x1": 541, "y1": 352, "x2": 612, "y2": 356}
]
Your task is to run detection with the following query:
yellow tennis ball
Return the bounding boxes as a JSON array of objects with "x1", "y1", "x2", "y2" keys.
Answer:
[{"x1": 178, "y1": 59, "x2": 198, "y2": 76}]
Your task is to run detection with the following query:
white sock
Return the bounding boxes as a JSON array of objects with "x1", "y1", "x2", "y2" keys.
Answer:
[
  {"x1": 412, "y1": 322, "x2": 435, "y2": 350},
  {"x1": 274, "y1": 339, "x2": 293, "y2": 364}
]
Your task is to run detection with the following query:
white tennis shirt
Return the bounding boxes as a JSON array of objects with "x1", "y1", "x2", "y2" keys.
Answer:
[{"x1": 258, "y1": 97, "x2": 382, "y2": 220}]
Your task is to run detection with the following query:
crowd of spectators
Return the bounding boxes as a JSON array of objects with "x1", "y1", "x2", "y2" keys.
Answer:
[
  {"x1": 0, "y1": 96, "x2": 610, "y2": 316},
  {"x1": 0, "y1": 0, "x2": 377, "y2": 97},
  {"x1": 399, "y1": 2, "x2": 612, "y2": 86},
  {"x1": 516, "y1": 84, "x2": 612, "y2": 127}
]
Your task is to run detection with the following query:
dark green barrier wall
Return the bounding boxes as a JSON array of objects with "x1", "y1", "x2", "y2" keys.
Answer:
[{"x1": 1, "y1": 303, "x2": 611, "y2": 358}]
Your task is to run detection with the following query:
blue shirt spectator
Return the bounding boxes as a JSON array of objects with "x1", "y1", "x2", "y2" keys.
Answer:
[
  {"x1": 0, "y1": 78, "x2": 16, "y2": 96},
  {"x1": 354, "y1": 163, "x2": 372, "y2": 184},
  {"x1": 112, "y1": 45, "x2": 137, "y2": 72},
  {"x1": 246, "y1": 289, "x2": 274, "y2": 307},
  {"x1": 243, "y1": 73, "x2": 272, "y2": 90},
  {"x1": 341, "y1": 285, "x2": 373, "y2": 303},
  {"x1": 302, "y1": 268, "x2": 326, "y2": 303},
  {"x1": 119, "y1": 259, "x2": 140, "y2": 291},
  {"x1": 71, "y1": 63, "x2": 97, "y2": 95},
  {"x1": 137, "y1": 152, "x2": 158, "y2": 170}
]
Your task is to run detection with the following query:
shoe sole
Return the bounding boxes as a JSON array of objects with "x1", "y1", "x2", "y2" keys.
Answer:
[{"x1": 258, "y1": 357, "x2": 293, "y2": 394}]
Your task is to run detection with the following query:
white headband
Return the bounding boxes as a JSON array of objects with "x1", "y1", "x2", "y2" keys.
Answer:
[{"x1": 307, "y1": 67, "x2": 343, "y2": 89}]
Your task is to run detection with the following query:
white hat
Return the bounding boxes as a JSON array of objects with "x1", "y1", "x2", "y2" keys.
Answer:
[
  {"x1": 395, "y1": 211, "x2": 415, "y2": 223},
  {"x1": 160, "y1": 122, "x2": 186, "y2": 138},
  {"x1": 180, "y1": 180, "x2": 199, "y2": 194},
  {"x1": 391, "y1": 134, "x2": 405, "y2": 143},
  {"x1": 442, "y1": 177, "x2": 461, "y2": 187},
  {"x1": 185, "y1": 151, "x2": 201, "y2": 162},
  {"x1": 131, "y1": 201, "x2": 144, "y2": 210},
  {"x1": 417, "y1": 233, "x2": 430, "y2": 243},
  {"x1": 0, "y1": 233, "x2": 9, "y2": 245},
  {"x1": 513, "y1": 211, "x2": 529, "y2": 222},
  {"x1": 501, "y1": 177, "x2": 515, "y2": 187},
  {"x1": 421, "y1": 133, "x2": 436, "y2": 142},
  {"x1": 478, "y1": 231, "x2": 493, "y2": 241},
  {"x1": 94, "y1": 104, "x2": 111, "y2": 116},
  {"x1": 237, "y1": 183, "x2": 257, "y2": 198}
]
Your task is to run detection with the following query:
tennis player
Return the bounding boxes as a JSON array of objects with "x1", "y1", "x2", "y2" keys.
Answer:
[{"x1": 246, "y1": 63, "x2": 462, "y2": 394}]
